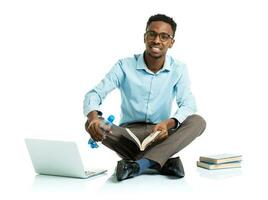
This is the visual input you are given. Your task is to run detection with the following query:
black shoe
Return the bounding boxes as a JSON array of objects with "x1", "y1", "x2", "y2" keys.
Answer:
[
  {"x1": 116, "y1": 160, "x2": 140, "y2": 181},
  {"x1": 160, "y1": 156, "x2": 185, "y2": 178}
]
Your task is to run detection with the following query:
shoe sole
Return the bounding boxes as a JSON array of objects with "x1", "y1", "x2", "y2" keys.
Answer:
[{"x1": 116, "y1": 161, "x2": 125, "y2": 181}]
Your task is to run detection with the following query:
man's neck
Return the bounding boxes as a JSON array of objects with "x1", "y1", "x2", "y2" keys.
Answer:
[{"x1": 144, "y1": 52, "x2": 165, "y2": 73}]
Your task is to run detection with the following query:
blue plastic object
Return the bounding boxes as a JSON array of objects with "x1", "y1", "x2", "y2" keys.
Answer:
[
  {"x1": 88, "y1": 115, "x2": 115, "y2": 149},
  {"x1": 107, "y1": 115, "x2": 115, "y2": 123}
]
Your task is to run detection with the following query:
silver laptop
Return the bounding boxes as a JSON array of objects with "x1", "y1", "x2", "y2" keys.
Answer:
[{"x1": 25, "y1": 138, "x2": 107, "y2": 179}]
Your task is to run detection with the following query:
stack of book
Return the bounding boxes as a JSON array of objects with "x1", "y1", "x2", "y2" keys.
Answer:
[{"x1": 197, "y1": 154, "x2": 242, "y2": 170}]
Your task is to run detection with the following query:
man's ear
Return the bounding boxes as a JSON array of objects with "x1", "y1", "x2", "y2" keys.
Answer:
[
  {"x1": 144, "y1": 33, "x2": 146, "y2": 43},
  {"x1": 169, "y1": 39, "x2": 175, "y2": 48}
]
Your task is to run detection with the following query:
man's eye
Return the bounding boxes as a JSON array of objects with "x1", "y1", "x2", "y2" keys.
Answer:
[
  {"x1": 148, "y1": 32, "x2": 156, "y2": 37},
  {"x1": 160, "y1": 34, "x2": 169, "y2": 40}
]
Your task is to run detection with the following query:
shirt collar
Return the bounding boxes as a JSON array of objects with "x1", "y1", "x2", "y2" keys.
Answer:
[{"x1": 136, "y1": 53, "x2": 172, "y2": 73}]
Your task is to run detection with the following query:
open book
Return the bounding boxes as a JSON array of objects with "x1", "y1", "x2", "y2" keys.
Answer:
[{"x1": 125, "y1": 128, "x2": 161, "y2": 151}]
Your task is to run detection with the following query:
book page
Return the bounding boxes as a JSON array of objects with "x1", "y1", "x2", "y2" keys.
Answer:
[
  {"x1": 140, "y1": 131, "x2": 161, "y2": 151},
  {"x1": 125, "y1": 128, "x2": 141, "y2": 148}
]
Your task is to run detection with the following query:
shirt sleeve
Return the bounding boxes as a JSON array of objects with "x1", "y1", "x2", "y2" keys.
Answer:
[
  {"x1": 83, "y1": 60, "x2": 124, "y2": 117},
  {"x1": 171, "y1": 64, "x2": 197, "y2": 128}
]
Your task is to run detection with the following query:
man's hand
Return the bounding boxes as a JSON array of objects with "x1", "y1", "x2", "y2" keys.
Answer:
[
  {"x1": 153, "y1": 121, "x2": 169, "y2": 142},
  {"x1": 85, "y1": 111, "x2": 104, "y2": 142},
  {"x1": 86, "y1": 119, "x2": 104, "y2": 142},
  {"x1": 153, "y1": 118, "x2": 177, "y2": 142}
]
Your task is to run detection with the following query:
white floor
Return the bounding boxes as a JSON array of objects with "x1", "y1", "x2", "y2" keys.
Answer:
[{"x1": 3, "y1": 144, "x2": 267, "y2": 200}]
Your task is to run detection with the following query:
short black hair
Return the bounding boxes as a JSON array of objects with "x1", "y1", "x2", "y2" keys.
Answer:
[{"x1": 146, "y1": 14, "x2": 177, "y2": 37}]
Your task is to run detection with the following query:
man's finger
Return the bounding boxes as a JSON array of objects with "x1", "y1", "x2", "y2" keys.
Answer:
[
  {"x1": 93, "y1": 124, "x2": 104, "y2": 141},
  {"x1": 87, "y1": 121, "x2": 95, "y2": 132},
  {"x1": 85, "y1": 121, "x2": 89, "y2": 131},
  {"x1": 88, "y1": 122, "x2": 100, "y2": 141},
  {"x1": 91, "y1": 124, "x2": 100, "y2": 141},
  {"x1": 157, "y1": 130, "x2": 168, "y2": 141}
]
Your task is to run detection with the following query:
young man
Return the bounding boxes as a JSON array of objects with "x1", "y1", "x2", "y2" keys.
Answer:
[{"x1": 84, "y1": 14, "x2": 206, "y2": 181}]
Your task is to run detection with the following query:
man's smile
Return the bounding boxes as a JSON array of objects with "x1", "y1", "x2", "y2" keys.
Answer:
[{"x1": 150, "y1": 45, "x2": 162, "y2": 53}]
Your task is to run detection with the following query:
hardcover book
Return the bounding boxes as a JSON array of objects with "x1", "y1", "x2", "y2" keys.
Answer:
[
  {"x1": 197, "y1": 161, "x2": 241, "y2": 170},
  {"x1": 199, "y1": 154, "x2": 242, "y2": 164}
]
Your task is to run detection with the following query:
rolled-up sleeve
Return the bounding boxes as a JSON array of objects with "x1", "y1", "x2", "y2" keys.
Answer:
[
  {"x1": 83, "y1": 60, "x2": 123, "y2": 117},
  {"x1": 172, "y1": 64, "x2": 197, "y2": 128}
]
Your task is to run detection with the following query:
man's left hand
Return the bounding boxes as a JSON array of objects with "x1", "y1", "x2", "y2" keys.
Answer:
[
  {"x1": 153, "y1": 121, "x2": 169, "y2": 142},
  {"x1": 153, "y1": 118, "x2": 177, "y2": 142}
]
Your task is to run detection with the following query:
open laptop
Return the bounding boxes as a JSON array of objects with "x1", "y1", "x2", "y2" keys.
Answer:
[{"x1": 25, "y1": 138, "x2": 107, "y2": 179}]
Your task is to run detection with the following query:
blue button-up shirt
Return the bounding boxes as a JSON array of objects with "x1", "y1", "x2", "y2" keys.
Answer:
[{"x1": 83, "y1": 53, "x2": 197, "y2": 127}]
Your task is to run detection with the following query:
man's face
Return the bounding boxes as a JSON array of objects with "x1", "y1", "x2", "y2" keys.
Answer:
[{"x1": 144, "y1": 21, "x2": 175, "y2": 59}]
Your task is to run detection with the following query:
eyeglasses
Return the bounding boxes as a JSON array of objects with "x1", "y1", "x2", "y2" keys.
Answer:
[{"x1": 145, "y1": 31, "x2": 174, "y2": 42}]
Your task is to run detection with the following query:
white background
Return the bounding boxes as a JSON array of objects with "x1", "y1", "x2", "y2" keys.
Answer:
[{"x1": 1, "y1": 0, "x2": 268, "y2": 199}]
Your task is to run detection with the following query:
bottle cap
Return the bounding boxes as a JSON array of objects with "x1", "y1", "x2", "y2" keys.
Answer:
[
  {"x1": 88, "y1": 138, "x2": 99, "y2": 148},
  {"x1": 107, "y1": 115, "x2": 115, "y2": 123}
]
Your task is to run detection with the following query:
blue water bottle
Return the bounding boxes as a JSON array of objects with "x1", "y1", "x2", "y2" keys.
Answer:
[{"x1": 88, "y1": 115, "x2": 115, "y2": 148}]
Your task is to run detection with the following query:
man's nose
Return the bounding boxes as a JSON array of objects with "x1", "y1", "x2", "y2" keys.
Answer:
[{"x1": 153, "y1": 34, "x2": 161, "y2": 43}]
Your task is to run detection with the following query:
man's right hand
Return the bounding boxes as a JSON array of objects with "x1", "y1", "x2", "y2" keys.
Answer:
[
  {"x1": 85, "y1": 118, "x2": 104, "y2": 142},
  {"x1": 85, "y1": 111, "x2": 104, "y2": 142}
]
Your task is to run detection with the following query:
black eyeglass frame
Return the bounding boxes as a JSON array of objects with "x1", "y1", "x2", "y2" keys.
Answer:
[{"x1": 144, "y1": 30, "x2": 174, "y2": 42}]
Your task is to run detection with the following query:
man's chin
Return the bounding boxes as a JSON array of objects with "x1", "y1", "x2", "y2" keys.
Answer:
[{"x1": 148, "y1": 52, "x2": 163, "y2": 59}]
